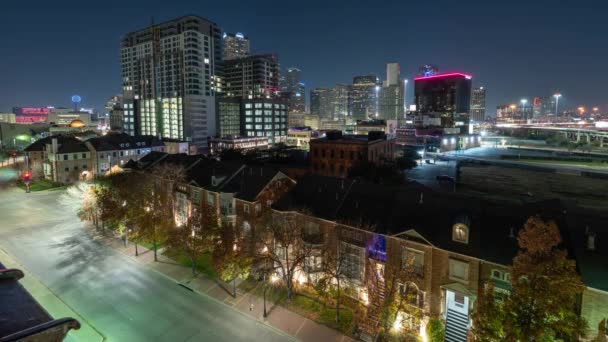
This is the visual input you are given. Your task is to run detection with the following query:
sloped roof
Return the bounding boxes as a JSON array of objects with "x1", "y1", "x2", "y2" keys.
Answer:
[
  {"x1": 272, "y1": 175, "x2": 608, "y2": 291},
  {"x1": 24, "y1": 135, "x2": 88, "y2": 153},
  {"x1": 86, "y1": 133, "x2": 164, "y2": 151},
  {"x1": 222, "y1": 166, "x2": 287, "y2": 201}
]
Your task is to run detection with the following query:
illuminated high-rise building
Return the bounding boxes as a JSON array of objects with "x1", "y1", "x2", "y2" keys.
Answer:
[
  {"x1": 223, "y1": 54, "x2": 280, "y2": 99},
  {"x1": 379, "y1": 63, "x2": 404, "y2": 120},
  {"x1": 310, "y1": 88, "x2": 333, "y2": 119},
  {"x1": 331, "y1": 84, "x2": 353, "y2": 120},
  {"x1": 415, "y1": 72, "x2": 472, "y2": 127},
  {"x1": 223, "y1": 32, "x2": 250, "y2": 60},
  {"x1": 352, "y1": 75, "x2": 380, "y2": 120},
  {"x1": 120, "y1": 15, "x2": 221, "y2": 147},
  {"x1": 281, "y1": 67, "x2": 306, "y2": 112},
  {"x1": 470, "y1": 87, "x2": 486, "y2": 122}
]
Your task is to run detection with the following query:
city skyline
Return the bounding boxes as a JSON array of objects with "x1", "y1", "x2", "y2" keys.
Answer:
[{"x1": 1, "y1": 1, "x2": 607, "y2": 114}]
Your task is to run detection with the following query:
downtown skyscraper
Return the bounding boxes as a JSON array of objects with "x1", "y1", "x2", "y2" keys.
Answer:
[
  {"x1": 120, "y1": 15, "x2": 221, "y2": 147},
  {"x1": 281, "y1": 67, "x2": 306, "y2": 112},
  {"x1": 470, "y1": 86, "x2": 486, "y2": 122},
  {"x1": 351, "y1": 75, "x2": 380, "y2": 120},
  {"x1": 378, "y1": 63, "x2": 404, "y2": 120},
  {"x1": 222, "y1": 32, "x2": 249, "y2": 60}
]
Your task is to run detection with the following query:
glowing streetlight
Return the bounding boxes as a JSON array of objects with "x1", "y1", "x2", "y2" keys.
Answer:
[
  {"x1": 553, "y1": 93, "x2": 562, "y2": 116},
  {"x1": 578, "y1": 107, "x2": 585, "y2": 116}
]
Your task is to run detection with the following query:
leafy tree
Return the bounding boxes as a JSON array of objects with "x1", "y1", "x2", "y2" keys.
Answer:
[
  {"x1": 504, "y1": 216, "x2": 587, "y2": 341},
  {"x1": 212, "y1": 222, "x2": 252, "y2": 296},
  {"x1": 132, "y1": 164, "x2": 186, "y2": 261},
  {"x1": 594, "y1": 319, "x2": 607, "y2": 342},
  {"x1": 426, "y1": 317, "x2": 445, "y2": 342},
  {"x1": 166, "y1": 211, "x2": 209, "y2": 275},
  {"x1": 255, "y1": 211, "x2": 313, "y2": 300},
  {"x1": 471, "y1": 282, "x2": 506, "y2": 341}
]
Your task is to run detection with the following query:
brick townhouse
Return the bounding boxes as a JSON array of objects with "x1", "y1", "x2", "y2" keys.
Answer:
[{"x1": 268, "y1": 175, "x2": 608, "y2": 341}]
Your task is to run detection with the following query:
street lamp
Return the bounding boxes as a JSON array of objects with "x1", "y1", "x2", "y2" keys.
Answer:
[
  {"x1": 554, "y1": 93, "x2": 562, "y2": 117},
  {"x1": 261, "y1": 246, "x2": 269, "y2": 318},
  {"x1": 578, "y1": 107, "x2": 585, "y2": 116}
]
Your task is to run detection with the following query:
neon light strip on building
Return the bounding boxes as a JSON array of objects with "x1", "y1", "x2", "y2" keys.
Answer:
[{"x1": 414, "y1": 73, "x2": 472, "y2": 81}]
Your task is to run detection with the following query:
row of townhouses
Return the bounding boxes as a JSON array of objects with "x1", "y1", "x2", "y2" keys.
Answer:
[
  {"x1": 24, "y1": 133, "x2": 171, "y2": 183},
  {"x1": 125, "y1": 152, "x2": 607, "y2": 341}
]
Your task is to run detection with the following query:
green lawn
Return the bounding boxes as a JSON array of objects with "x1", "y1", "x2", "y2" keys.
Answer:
[
  {"x1": 16, "y1": 179, "x2": 64, "y2": 191},
  {"x1": 163, "y1": 249, "x2": 217, "y2": 278},
  {"x1": 246, "y1": 282, "x2": 355, "y2": 335}
]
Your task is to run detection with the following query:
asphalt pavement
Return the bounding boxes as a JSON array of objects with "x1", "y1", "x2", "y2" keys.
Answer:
[{"x1": 0, "y1": 187, "x2": 294, "y2": 342}]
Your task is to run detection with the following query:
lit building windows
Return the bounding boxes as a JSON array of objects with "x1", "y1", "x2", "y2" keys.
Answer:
[{"x1": 452, "y1": 223, "x2": 469, "y2": 244}]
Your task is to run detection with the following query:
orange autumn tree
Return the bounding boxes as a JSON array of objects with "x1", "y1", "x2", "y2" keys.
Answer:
[{"x1": 504, "y1": 216, "x2": 587, "y2": 341}]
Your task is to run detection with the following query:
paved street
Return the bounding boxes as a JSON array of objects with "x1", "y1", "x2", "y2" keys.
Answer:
[{"x1": 0, "y1": 187, "x2": 294, "y2": 342}]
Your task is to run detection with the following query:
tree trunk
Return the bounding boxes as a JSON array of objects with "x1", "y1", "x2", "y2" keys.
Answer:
[
  {"x1": 135, "y1": 241, "x2": 139, "y2": 256},
  {"x1": 336, "y1": 280, "x2": 340, "y2": 324},
  {"x1": 233, "y1": 278, "x2": 237, "y2": 298},
  {"x1": 153, "y1": 240, "x2": 158, "y2": 262}
]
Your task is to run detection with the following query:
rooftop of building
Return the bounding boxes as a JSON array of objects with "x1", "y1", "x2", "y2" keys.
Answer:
[
  {"x1": 311, "y1": 131, "x2": 387, "y2": 144},
  {"x1": 86, "y1": 133, "x2": 164, "y2": 151},
  {"x1": 273, "y1": 175, "x2": 608, "y2": 291}
]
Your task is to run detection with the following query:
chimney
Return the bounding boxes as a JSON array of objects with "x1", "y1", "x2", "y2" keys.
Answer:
[
  {"x1": 260, "y1": 167, "x2": 263, "y2": 176},
  {"x1": 587, "y1": 232, "x2": 596, "y2": 252},
  {"x1": 51, "y1": 138, "x2": 58, "y2": 154},
  {"x1": 418, "y1": 193, "x2": 424, "y2": 204},
  {"x1": 509, "y1": 227, "x2": 515, "y2": 238}
]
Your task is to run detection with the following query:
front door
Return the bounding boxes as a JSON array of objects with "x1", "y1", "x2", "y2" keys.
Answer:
[{"x1": 446, "y1": 290, "x2": 469, "y2": 316}]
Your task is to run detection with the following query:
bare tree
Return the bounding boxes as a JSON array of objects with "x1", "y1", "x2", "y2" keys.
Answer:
[
  {"x1": 255, "y1": 211, "x2": 312, "y2": 300},
  {"x1": 319, "y1": 244, "x2": 349, "y2": 324}
]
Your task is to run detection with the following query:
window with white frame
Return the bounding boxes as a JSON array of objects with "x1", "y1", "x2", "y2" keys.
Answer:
[
  {"x1": 175, "y1": 192, "x2": 190, "y2": 227},
  {"x1": 340, "y1": 242, "x2": 364, "y2": 282},
  {"x1": 191, "y1": 189, "x2": 200, "y2": 204},
  {"x1": 207, "y1": 192, "x2": 215, "y2": 206},
  {"x1": 305, "y1": 254, "x2": 323, "y2": 272},
  {"x1": 449, "y1": 258, "x2": 469, "y2": 283},
  {"x1": 491, "y1": 269, "x2": 510, "y2": 283},
  {"x1": 255, "y1": 203, "x2": 261, "y2": 214},
  {"x1": 404, "y1": 248, "x2": 425, "y2": 276},
  {"x1": 243, "y1": 204, "x2": 250, "y2": 213},
  {"x1": 399, "y1": 282, "x2": 425, "y2": 308},
  {"x1": 275, "y1": 243, "x2": 288, "y2": 261}
]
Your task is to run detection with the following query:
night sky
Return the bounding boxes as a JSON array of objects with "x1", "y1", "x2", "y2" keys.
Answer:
[{"x1": 1, "y1": 0, "x2": 606, "y2": 115}]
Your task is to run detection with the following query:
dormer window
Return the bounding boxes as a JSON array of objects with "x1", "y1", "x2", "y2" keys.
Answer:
[{"x1": 452, "y1": 223, "x2": 469, "y2": 244}]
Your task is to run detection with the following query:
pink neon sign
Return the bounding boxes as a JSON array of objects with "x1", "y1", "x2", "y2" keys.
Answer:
[{"x1": 414, "y1": 73, "x2": 472, "y2": 81}]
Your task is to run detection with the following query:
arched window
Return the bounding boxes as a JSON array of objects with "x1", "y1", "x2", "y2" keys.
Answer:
[
  {"x1": 452, "y1": 223, "x2": 469, "y2": 244},
  {"x1": 400, "y1": 282, "x2": 424, "y2": 308}
]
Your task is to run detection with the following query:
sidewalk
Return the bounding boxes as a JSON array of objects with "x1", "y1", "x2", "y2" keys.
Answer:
[{"x1": 89, "y1": 227, "x2": 354, "y2": 342}]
